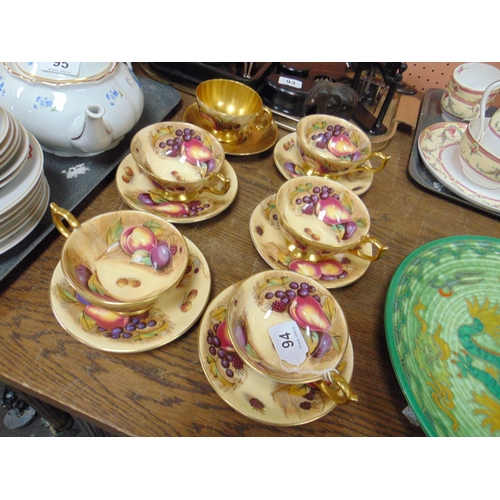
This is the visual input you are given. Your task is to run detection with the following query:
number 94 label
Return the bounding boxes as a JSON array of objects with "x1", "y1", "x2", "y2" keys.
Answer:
[{"x1": 268, "y1": 320, "x2": 308, "y2": 366}]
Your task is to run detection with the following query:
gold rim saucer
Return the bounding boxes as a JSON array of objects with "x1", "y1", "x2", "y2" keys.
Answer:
[
  {"x1": 50, "y1": 237, "x2": 211, "y2": 353},
  {"x1": 183, "y1": 103, "x2": 279, "y2": 156},
  {"x1": 273, "y1": 132, "x2": 374, "y2": 195},
  {"x1": 249, "y1": 194, "x2": 372, "y2": 288},
  {"x1": 116, "y1": 154, "x2": 238, "y2": 224},
  {"x1": 198, "y1": 283, "x2": 354, "y2": 426}
]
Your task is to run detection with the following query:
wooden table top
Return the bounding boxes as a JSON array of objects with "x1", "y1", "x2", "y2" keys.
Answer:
[{"x1": 1, "y1": 72, "x2": 498, "y2": 437}]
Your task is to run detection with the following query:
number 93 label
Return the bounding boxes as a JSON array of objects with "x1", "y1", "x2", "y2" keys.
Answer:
[{"x1": 268, "y1": 320, "x2": 308, "y2": 366}]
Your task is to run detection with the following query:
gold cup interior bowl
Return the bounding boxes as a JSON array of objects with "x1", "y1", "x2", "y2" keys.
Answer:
[
  {"x1": 196, "y1": 78, "x2": 264, "y2": 117},
  {"x1": 51, "y1": 203, "x2": 189, "y2": 315}
]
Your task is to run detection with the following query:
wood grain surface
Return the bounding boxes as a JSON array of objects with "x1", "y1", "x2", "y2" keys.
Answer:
[{"x1": 1, "y1": 69, "x2": 498, "y2": 437}]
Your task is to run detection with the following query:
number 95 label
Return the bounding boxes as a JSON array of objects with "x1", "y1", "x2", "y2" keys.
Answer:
[{"x1": 268, "y1": 320, "x2": 308, "y2": 366}]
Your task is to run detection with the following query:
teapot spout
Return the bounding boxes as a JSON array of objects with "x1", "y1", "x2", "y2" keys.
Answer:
[{"x1": 71, "y1": 104, "x2": 114, "y2": 154}]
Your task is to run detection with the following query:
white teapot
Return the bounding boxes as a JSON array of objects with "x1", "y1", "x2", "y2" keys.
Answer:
[{"x1": 0, "y1": 62, "x2": 144, "y2": 157}]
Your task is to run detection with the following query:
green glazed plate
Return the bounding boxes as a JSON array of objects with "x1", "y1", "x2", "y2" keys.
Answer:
[{"x1": 385, "y1": 236, "x2": 500, "y2": 436}]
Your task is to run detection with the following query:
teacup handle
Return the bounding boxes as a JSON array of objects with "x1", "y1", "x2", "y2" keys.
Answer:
[
  {"x1": 353, "y1": 152, "x2": 391, "y2": 173},
  {"x1": 50, "y1": 202, "x2": 80, "y2": 239},
  {"x1": 478, "y1": 80, "x2": 500, "y2": 142},
  {"x1": 248, "y1": 106, "x2": 274, "y2": 132},
  {"x1": 349, "y1": 235, "x2": 388, "y2": 261},
  {"x1": 202, "y1": 171, "x2": 231, "y2": 196},
  {"x1": 315, "y1": 371, "x2": 358, "y2": 405}
]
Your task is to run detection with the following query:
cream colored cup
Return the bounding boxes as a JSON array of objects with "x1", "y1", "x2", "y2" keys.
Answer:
[
  {"x1": 196, "y1": 79, "x2": 273, "y2": 144},
  {"x1": 51, "y1": 203, "x2": 188, "y2": 315},
  {"x1": 226, "y1": 270, "x2": 358, "y2": 405},
  {"x1": 441, "y1": 63, "x2": 500, "y2": 121},
  {"x1": 296, "y1": 114, "x2": 390, "y2": 177},
  {"x1": 130, "y1": 122, "x2": 230, "y2": 202},
  {"x1": 275, "y1": 176, "x2": 388, "y2": 263}
]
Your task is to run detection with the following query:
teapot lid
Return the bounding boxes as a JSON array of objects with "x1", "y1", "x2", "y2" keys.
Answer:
[{"x1": 4, "y1": 62, "x2": 117, "y2": 84}]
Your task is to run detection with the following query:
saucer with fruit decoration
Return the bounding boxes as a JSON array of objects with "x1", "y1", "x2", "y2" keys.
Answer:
[
  {"x1": 183, "y1": 103, "x2": 279, "y2": 156},
  {"x1": 274, "y1": 133, "x2": 373, "y2": 194},
  {"x1": 198, "y1": 283, "x2": 354, "y2": 426},
  {"x1": 50, "y1": 237, "x2": 210, "y2": 353},
  {"x1": 116, "y1": 154, "x2": 238, "y2": 224},
  {"x1": 249, "y1": 194, "x2": 372, "y2": 288}
]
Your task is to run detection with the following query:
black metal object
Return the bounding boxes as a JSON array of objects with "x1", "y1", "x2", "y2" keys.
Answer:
[
  {"x1": 302, "y1": 79, "x2": 359, "y2": 121},
  {"x1": 350, "y1": 63, "x2": 411, "y2": 135},
  {"x1": 1, "y1": 385, "x2": 37, "y2": 430}
]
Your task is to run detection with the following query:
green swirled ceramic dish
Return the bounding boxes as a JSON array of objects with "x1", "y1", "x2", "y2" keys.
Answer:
[{"x1": 385, "y1": 236, "x2": 500, "y2": 436}]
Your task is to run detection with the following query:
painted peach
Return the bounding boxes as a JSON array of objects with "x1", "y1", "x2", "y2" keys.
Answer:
[{"x1": 120, "y1": 226, "x2": 157, "y2": 255}]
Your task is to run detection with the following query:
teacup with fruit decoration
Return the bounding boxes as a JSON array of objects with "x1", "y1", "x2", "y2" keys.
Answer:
[
  {"x1": 51, "y1": 203, "x2": 188, "y2": 316},
  {"x1": 196, "y1": 79, "x2": 274, "y2": 144},
  {"x1": 225, "y1": 269, "x2": 358, "y2": 404},
  {"x1": 131, "y1": 121, "x2": 230, "y2": 202},
  {"x1": 275, "y1": 176, "x2": 388, "y2": 263},
  {"x1": 296, "y1": 114, "x2": 390, "y2": 177}
]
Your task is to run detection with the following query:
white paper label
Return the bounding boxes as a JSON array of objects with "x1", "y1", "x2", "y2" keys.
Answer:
[
  {"x1": 40, "y1": 62, "x2": 80, "y2": 76},
  {"x1": 268, "y1": 320, "x2": 308, "y2": 366},
  {"x1": 278, "y1": 76, "x2": 303, "y2": 89}
]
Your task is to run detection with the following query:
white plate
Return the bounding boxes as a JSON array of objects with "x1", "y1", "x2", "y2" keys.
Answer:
[
  {"x1": 0, "y1": 176, "x2": 45, "y2": 235},
  {"x1": 0, "y1": 174, "x2": 44, "y2": 225},
  {"x1": 0, "y1": 175, "x2": 49, "y2": 254},
  {"x1": 0, "y1": 132, "x2": 44, "y2": 215},
  {"x1": 418, "y1": 122, "x2": 500, "y2": 214},
  {"x1": 0, "y1": 123, "x2": 30, "y2": 183},
  {"x1": 0, "y1": 112, "x2": 19, "y2": 162},
  {"x1": 0, "y1": 107, "x2": 8, "y2": 145}
]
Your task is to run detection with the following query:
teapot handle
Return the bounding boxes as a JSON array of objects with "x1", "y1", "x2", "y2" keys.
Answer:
[{"x1": 478, "y1": 80, "x2": 500, "y2": 142}]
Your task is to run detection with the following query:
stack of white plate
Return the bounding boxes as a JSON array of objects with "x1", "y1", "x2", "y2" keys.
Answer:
[{"x1": 0, "y1": 106, "x2": 49, "y2": 254}]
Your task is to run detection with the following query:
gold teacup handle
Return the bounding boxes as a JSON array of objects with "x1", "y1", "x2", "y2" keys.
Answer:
[
  {"x1": 315, "y1": 371, "x2": 358, "y2": 405},
  {"x1": 50, "y1": 202, "x2": 80, "y2": 239},
  {"x1": 353, "y1": 151, "x2": 391, "y2": 173},
  {"x1": 204, "y1": 171, "x2": 231, "y2": 196},
  {"x1": 248, "y1": 106, "x2": 274, "y2": 132},
  {"x1": 349, "y1": 235, "x2": 388, "y2": 262}
]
